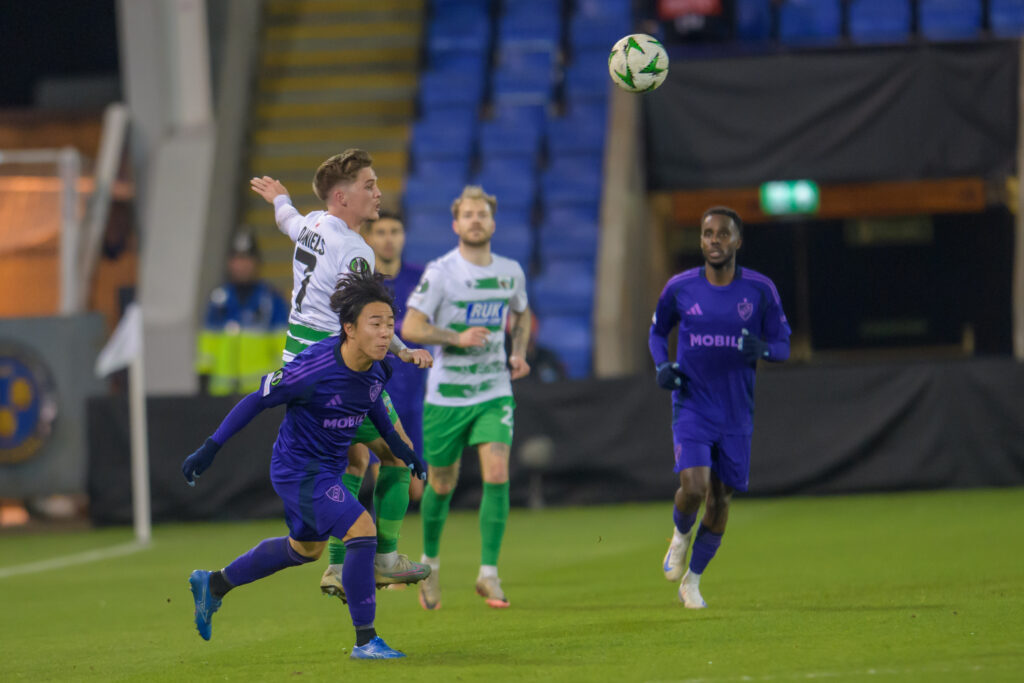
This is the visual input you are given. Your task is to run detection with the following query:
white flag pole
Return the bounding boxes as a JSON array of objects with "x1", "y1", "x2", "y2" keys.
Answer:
[
  {"x1": 95, "y1": 303, "x2": 151, "y2": 545},
  {"x1": 129, "y1": 332, "x2": 151, "y2": 546}
]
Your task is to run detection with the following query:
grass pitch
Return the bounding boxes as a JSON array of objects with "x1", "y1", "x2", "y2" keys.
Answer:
[{"x1": 1, "y1": 488, "x2": 1022, "y2": 682}]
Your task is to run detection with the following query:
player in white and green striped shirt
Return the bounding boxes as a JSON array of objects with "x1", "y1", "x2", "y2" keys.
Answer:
[{"x1": 403, "y1": 185, "x2": 533, "y2": 610}]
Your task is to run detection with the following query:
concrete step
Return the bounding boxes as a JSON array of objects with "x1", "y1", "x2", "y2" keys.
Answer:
[{"x1": 255, "y1": 100, "x2": 415, "y2": 126}]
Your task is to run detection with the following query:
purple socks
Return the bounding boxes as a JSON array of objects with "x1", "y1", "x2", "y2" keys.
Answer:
[
  {"x1": 222, "y1": 536, "x2": 314, "y2": 587},
  {"x1": 688, "y1": 524, "x2": 723, "y2": 575},
  {"x1": 673, "y1": 507, "x2": 697, "y2": 536},
  {"x1": 342, "y1": 536, "x2": 377, "y2": 628}
]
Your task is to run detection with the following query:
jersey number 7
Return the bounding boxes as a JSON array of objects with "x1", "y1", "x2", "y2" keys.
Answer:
[{"x1": 294, "y1": 247, "x2": 317, "y2": 313}]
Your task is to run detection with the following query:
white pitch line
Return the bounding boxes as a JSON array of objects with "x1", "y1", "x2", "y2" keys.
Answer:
[{"x1": 0, "y1": 541, "x2": 150, "y2": 579}]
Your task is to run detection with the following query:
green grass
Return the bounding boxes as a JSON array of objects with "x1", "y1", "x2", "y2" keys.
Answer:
[{"x1": 2, "y1": 488, "x2": 1023, "y2": 682}]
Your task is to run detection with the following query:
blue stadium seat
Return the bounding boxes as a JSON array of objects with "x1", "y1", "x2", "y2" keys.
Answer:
[
  {"x1": 542, "y1": 202, "x2": 600, "y2": 227},
  {"x1": 541, "y1": 158, "x2": 603, "y2": 205},
  {"x1": 735, "y1": 0, "x2": 772, "y2": 41},
  {"x1": 405, "y1": 207, "x2": 452, "y2": 236},
  {"x1": 490, "y1": 222, "x2": 534, "y2": 266},
  {"x1": 478, "y1": 120, "x2": 543, "y2": 158},
  {"x1": 991, "y1": 0, "x2": 1024, "y2": 37},
  {"x1": 918, "y1": 0, "x2": 982, "y2": 40},
  {"x1": 418, "y1": 70, "x2": 486, "y2": 110},
  {"x1": 778, "y1": 0, "x2": 841, "y2": 44},
  {"x1": 477, "y1": 156, "x2": 536, "y2": 180},
  {"x1": 492, "y1": 103, "x2": 550, "y2": 129},
  {"x1": 498, "y1": 12, "x2": 562, "y2": 51},
  {"x1": 403, "y1": 177, "x2": 468, "y2": 211},
  {"x1": 538, "y1": 221, "x2": 599, "y2": 264},
  {"x1": 426, "y1": 14, "x2": 492, "y2": 55},
  {"x1": 495, "y1": 204, "x2": 534, "y2": 227},
  {"x1": 575, "y1": 0, "x2": 632, "y2": 21},
  {"x1": 414, "y1": 105, "x2": 479, "y2": 133},
  {"x1": 491, "y1": 68, "x2": 555, "y2": 104},
  {"x1": 568, "y1": 14, "x2": 622, "y2": 51},
  {"x1": 564, "y1": 100, "x2": 608, "y2": 127},
  {"x1": 413, "y1": 158, "x2": 470, "y2": 182},
  {"x1": 546, "y1": 114, "x2": 605, "y2": 158},
  {"x1": 531, "y1": 264, "x2": 595, "y2": 317},
  {"x1": 563, "y1": 49, "x2": 611, "y2": 102},
  {"x1": 410, "y1": 119, "x2": 475, "y2": 162},
  {"x1": 426, "y1": 50, "x2": 489, "y2": 79},
  {"x1": 848, "y1": 0, "x2": 911, "y2": 44},
  {"x1": 473, "y1": 176, "x2": 536, "y2": 210},
  {"x1": 536, "y1": 315, "x2": 592, "y2": 379}
]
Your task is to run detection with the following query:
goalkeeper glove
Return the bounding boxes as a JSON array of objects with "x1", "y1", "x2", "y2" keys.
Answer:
[
  {"x1": 655, "y1": 361, "x2": 687, "y2": 390},
  {"x1": 182, "y1": 438, "x2": 220, "y2": 486},
  {"x1": 739, "y1": 328, "x2": 770, "y2": 363},
  {"x1": 383, "y1": 430, "x2": 428, "y2": 480}
]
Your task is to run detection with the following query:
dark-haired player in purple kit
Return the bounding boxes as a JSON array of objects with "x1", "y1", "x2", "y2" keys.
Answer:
[
  {"x1": 648, "y1": 206, "x2": 791, "y2": 609},
  {"x1": 182, "y1": 272, "x2": 427, "y2": 659}
]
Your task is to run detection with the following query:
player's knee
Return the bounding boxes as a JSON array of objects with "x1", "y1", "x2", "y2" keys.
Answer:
[
  {"x1": 428, "y1": 467, "x2": 458, "y2": 495},
  {"x1": 680, "y1": 488, "x2": 705, "y2": 510},
  {"x1": 288, "y1": 538, "x2": 324, "y2": 562}
]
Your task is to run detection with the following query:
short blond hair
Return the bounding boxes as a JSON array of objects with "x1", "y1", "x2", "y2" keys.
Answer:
[
  {"x1": 313, "y1": 148, "x2": 373, "y2": 202},
  {"x1": 450, "y1": 185, "x2": 497, "y2": 219}
]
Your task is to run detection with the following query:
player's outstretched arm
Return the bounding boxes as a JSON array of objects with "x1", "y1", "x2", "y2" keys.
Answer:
[
  {"x1": 250, "y1": 176, "x2": 304, "y2": 240},
  {"x1": 181, "y1": 390, "x2": 266, "y2": 486},
  {"x1": 402, "y1": 308, "x2": 489, "y2": 348}
]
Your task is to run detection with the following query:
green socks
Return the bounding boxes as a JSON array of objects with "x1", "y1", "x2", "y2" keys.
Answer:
[
  {"x1": 421, "y1": 482, "x2": 454, "y2": 559},
  {"x1": 374, "y1": 466, "x2": 411, "y2": 555},
  {"x1": 479, "y1": 481, "x2": 510, "y2": 566},
  {"x1": 327, "y1": 473, "x2": 364, "y2": 565}
]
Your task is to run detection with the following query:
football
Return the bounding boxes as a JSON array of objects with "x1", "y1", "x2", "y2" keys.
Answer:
[{"x1": 608, "y1": 33, "x2": 669, "y2": 93}]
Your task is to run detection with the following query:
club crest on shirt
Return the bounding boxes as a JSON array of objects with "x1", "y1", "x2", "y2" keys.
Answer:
[
  {"x1": 325, "y1": 484, "x2": 345, "y2": 502},
  {"x1": 369, "y1": 381, "x2": 383, "y2": 402},
  {"x1": 737, "y1": 298, "x2": 753, "y2": 321}
]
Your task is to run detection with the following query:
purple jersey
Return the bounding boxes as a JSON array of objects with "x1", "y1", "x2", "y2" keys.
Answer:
[
  {"x1": 649, "y1": 266, "x2": 791, "y2": 435},
  {"x1": 255, "y1": 337, "x2": 395, "y2": 480},
  {"x1": 383, "y1": 261, "x2": 427, "y2": 420}
]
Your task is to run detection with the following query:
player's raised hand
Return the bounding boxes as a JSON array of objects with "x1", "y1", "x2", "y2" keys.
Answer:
[
  {"x1": 457, "y1": 326, "x2": 490, "y2": 348},
  {"x1": 398, "y1": 347, "x2": 433, "y2": 368},
  {"x1": 508, "y1": 354, "x2": 531, "y2": 380},
  {"x1": 655, "y1": 361, "x2": 687, "y2": 390},
  {"x1": 739, "y1": 328, "x2": 770, "y2": 364},
  {"x1": 250, "y1": 176, "x2": 290, "y2": 204},
  {"x1": 182, "y1": 438, "x2": 221, "y2": 487}
]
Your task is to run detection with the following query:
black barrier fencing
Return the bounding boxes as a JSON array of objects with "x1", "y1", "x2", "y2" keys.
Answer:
[{"x1": 87, "y1": 359, "x2": 1024, "y2": 525}]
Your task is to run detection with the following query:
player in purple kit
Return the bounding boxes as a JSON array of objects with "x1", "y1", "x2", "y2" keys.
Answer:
[
  {"x1": 182, "y1": 272, "x2": 427, "y2": 659},
  {"x1": 649, "y1": 206, "x2": 791, "y2": 608}
]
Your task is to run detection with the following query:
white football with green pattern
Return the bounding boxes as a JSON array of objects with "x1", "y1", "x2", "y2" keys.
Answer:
[{"x1": 608, "y1": 33, "x2": 669, "y2": 93}]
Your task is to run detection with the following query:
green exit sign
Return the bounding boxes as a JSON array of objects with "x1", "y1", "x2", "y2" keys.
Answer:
[{"x1": 759, "y1": 180, "x2": 820, "y2": 215}]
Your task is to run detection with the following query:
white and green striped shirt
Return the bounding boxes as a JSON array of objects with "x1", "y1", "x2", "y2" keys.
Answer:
[
  {"x1": 406, "y1": 248, "x2": 528, "y2": 407},
  {"x1": 273, "y1": 195, "x2": 375, "y2": 362}
]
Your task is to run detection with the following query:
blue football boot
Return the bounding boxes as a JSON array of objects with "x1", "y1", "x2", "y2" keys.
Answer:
[
  {"x1": 189, "y1": 569, "x2": 222, "y2": 640},
  {"x1": 350, "y1": 636, "x2": 406, "y2": 659}
]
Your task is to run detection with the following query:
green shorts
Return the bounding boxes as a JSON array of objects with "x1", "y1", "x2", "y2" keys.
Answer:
[
  {"x1": 352, "y1": 391, "x2": 399, "y2": 444},
  {"x1": 422, "y1": 396, "x2": 516, "y2": 467}
]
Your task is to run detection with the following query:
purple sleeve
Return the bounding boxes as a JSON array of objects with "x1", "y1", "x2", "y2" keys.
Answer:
[
  {"x1": 211, "y1": 391, "x2": 264, "y2": 445},
  {"x1": 648, "y1": 282, "x2": 680, "y2": 366},
  {"x1": 367, "y1": 395, "x2": 395, "y2": 438},
  {"x1": 760, "y1": 286, "x2": 792, "y2": 363}
]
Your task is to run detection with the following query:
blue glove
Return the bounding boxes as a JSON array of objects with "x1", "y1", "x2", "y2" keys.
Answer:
[
  {"x1": 656, "y1": 361, "x2": 687, "y2": 390},
  {"x1": 182, "y1": 438, "x2": 220, "y2": 487},
  {"x1": 384, "y1": 430, "x2": 427, "y2": 481},
  {"x1": 739, "y1": 328, "x2": 770, "y2": 363}
]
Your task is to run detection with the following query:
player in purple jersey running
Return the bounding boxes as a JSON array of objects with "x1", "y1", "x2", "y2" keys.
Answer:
[
  {"x1": 182, "y1": 273, "x2": 427, "y2": 659},
  {"x1": 648, "y1": 206, "x2": 791, "y2": 608}
]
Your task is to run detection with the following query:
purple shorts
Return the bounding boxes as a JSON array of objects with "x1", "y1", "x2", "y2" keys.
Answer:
[
  {"x1": 272, "y1": 471, "x2": 366, "y2": 542},
  {"x1": 672, "y1": 409, "x2": 751, "y2": 492}
]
